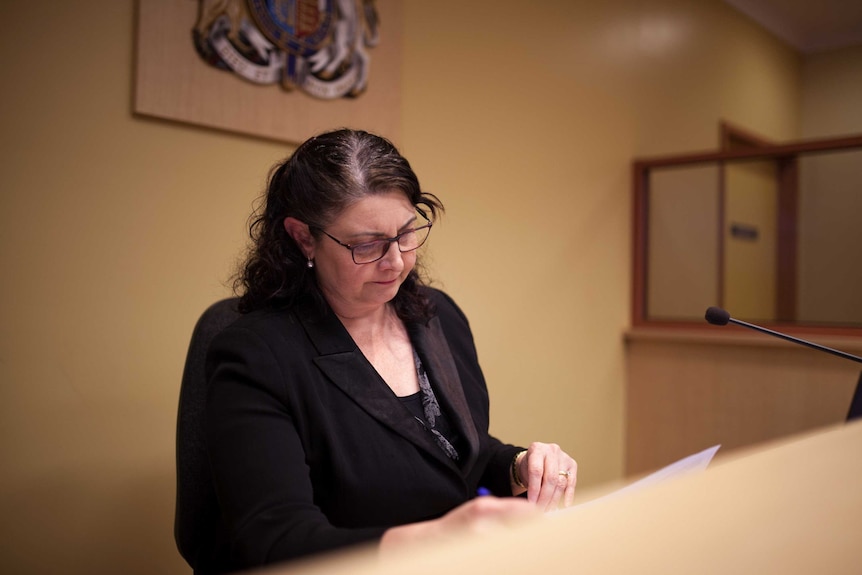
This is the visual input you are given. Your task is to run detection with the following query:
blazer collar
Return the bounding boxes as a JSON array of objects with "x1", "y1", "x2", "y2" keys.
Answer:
[
  {"x1": 295, "y1": 301, "x2": 480, "y2": 474},
  {"x1": 407, "y1": 316, "x2": 480, "y2": 471}
]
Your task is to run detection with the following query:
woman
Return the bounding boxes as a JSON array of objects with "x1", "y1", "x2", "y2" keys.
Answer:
[{"x1": 204, "y1": 129, "x2": 577, "y2": 573}]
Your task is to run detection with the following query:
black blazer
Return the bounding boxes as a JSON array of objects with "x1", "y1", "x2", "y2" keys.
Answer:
[{"x1": 203, "y1": 288, "x2": 521, "y2": 573}]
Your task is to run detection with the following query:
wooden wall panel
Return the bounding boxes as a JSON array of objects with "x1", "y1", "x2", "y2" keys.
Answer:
[{"x1": 625, "y1": 328, "x2": 861, "y2": 475}]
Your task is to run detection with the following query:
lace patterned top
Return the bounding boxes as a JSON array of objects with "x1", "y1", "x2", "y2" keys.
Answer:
[{"x1": 398, "y1": 350, "x2": 460, "y2": 460}]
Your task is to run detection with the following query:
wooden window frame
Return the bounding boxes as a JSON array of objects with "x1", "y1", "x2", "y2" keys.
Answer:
[{"x1": 632, "y1": 132, "x2": 862, "y2": 336}]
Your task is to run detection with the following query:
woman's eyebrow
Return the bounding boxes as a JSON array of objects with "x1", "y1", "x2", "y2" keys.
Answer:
[
  {"x1": 349, "y1": 214, "x2": 419, "y2": 241},
  {"x1": 398, "y1": 213, "x2": 419, "y2": 231}
]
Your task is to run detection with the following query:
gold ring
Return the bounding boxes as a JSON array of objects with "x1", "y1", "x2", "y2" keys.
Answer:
[{"x1": 558, "y1": 470, "x2": 571, "y2": 478}]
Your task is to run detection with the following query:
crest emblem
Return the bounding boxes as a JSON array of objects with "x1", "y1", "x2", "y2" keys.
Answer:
[{"x1": 193, "y1": 0, "x2": 380, "y2": 99}]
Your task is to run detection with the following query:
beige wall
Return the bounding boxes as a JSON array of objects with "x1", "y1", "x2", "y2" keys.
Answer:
[
  {"x1": 723, "y1": 160, "x2": 778, "y2": 321},
  {"x1": 0, "y1": 1, "x2": 808, "y2": 573},
  {"x1": 647, "y1": 165, "x2": 721, "y2": 319},
  {"x1": 800, "y1": 45, "x2": 862, "y2": 138},
  {"x1": 798, "y1": 46, "x2": 862, "y2": 324}
]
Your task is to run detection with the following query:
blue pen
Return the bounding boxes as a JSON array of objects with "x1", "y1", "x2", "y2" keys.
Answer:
[{"x1": 476, "y1": 486, "x2": 491, "y2": 497}]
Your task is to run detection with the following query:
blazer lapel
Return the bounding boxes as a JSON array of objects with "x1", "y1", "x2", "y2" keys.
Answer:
[
  {"x1": 296, "y1": 303, "x2": 461, "y2": 470},
  {"x1": 408, "y1": 316, "x2": 481, "y2": 473}
]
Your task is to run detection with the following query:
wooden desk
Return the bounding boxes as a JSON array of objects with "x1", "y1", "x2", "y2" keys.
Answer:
[{"x1": 261, "y1": 421, "x2": 862, "y2": 574}]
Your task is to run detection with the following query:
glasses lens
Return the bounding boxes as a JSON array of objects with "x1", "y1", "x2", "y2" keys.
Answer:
[
  {"x1": 398, "y1": 224, "x2": 431, "y2": 252},
  {"x1": 352, "y1": 241, "x2": 387, "y2": 264},
  {"x1": 350, "y1": 222, "x2": 433, "y2": 264}
]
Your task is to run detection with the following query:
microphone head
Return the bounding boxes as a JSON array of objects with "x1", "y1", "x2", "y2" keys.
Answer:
[{"x1": 705, "y1": 306, "x2": 730, "y2": 326}]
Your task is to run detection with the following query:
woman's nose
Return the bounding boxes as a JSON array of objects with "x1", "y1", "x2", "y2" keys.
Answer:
[{"x1": 378, "y1": 240, "x2": 404, "y2": 269}]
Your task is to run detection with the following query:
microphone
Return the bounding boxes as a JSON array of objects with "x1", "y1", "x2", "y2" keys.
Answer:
[{"x1": 704, "y1": 306, "x2": 862, "y2": 364}]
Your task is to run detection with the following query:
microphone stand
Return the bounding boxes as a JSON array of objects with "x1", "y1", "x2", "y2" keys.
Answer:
[{"x1": 723, "y1": 316, "x2": 862, "y2": 365}]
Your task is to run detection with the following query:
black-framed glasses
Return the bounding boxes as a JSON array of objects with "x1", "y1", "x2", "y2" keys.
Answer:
[{"x1": 314, "y1": 213, "x2": 434, "y2": 264}]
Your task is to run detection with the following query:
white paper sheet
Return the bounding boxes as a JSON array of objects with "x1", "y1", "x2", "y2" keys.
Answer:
[{"x1": 567, "y1": 444, "x2": 721, "y2": 511}]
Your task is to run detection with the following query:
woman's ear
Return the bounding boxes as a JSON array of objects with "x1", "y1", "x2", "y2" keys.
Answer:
[{"x1": 283, "y1": 217, "x2": 315, "y2": 259}]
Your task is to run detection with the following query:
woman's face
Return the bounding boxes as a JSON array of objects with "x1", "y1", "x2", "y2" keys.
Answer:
[{"x1": 312, "y1": 190, "x2": 419, "y2": 319}]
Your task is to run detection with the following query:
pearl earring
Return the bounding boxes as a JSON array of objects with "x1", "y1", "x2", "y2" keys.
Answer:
[{"x1": 307, "y1": 259, "x2": 314, "y2": 268}]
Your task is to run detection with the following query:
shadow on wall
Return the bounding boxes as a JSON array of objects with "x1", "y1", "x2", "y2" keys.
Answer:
[{"x1": 0, "y1": 462, "x2": 187, "y2": 575}]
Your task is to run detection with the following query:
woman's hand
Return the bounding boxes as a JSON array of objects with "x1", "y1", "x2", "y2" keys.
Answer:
[
  {"x1": 513, "y1": 442, "x2": 577, "y2": 511},
  {"x1": 379, "y1": 496, "x2": 537, "y2": 555}
]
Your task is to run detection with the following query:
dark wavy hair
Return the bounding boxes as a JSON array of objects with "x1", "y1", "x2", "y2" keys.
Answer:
[{"x1": 234, "y1": 129, "x2": 444, "y2": 323}]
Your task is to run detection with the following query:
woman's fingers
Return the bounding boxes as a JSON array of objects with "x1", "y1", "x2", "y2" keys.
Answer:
[{"x1": 521, "y1": 442, "x2": 578, "y2": 511}]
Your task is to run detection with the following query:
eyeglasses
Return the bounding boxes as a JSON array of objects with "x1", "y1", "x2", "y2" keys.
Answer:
[{"x1": 314, "y1": 214, "x2": 433, "y2": 265}]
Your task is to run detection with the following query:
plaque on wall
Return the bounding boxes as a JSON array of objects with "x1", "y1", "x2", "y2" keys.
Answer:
[{"x1": 135, "y1": 0, "x2": 402, "y2": 144}]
